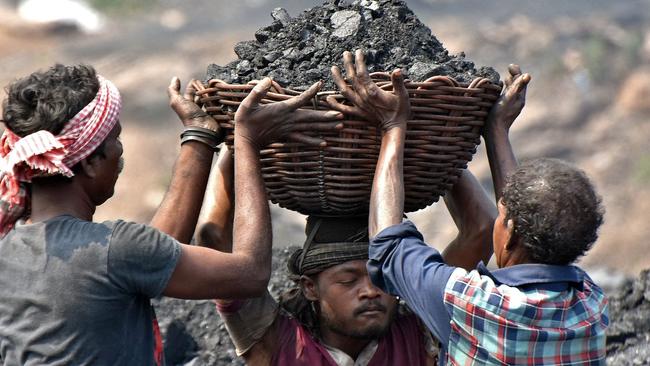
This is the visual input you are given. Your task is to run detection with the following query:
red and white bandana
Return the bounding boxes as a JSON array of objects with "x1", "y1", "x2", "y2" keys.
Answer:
[{"x1": 0, "y1": 75, "x2": 121, "y2": 236}]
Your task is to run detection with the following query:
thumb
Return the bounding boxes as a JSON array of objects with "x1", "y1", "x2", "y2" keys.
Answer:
[{"x1": 167, "y1": 76, "x2": 181, "y2": 99}]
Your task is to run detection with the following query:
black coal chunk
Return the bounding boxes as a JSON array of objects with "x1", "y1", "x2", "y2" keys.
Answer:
[{"x1": 206, "y1": 0, "x2": 499, "y2": 89}]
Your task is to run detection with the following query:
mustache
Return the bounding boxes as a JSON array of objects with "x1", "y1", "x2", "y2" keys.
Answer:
[
  {"x1": 118, "y1": 157, "x2": 125, "y2": 174},
  {"x1": 353, "y1": 301, "x2": 387, "y2": 316}
]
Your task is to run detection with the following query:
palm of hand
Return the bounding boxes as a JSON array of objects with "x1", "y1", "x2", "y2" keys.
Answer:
[{"x1": 168, "y1": 78, "x2": 219, "y2": 132}]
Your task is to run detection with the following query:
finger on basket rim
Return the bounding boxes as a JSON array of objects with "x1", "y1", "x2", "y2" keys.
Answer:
[
  {"x1": 288, "y1": 132, "x2": 327, "y2": 147},
  {"x1": 292, "y1": 109, "x2": 343, "y2": 124},
  {"x1": 241, "y1": 77, "x2": 273, "y2": 109},
  {"x1": 290, "y1": 120, "x2": 344, "y2": 131},
  {"x1": 282, "y1": 81, "x2": 323, "y2": 110},
  {"x1": 325, "y1": 95, "x2": 369, "y2": 120}
]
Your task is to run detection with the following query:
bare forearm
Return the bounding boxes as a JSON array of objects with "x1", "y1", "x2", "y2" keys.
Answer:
[
  {"x1": 442, "y1": 170, "x2": 496, "y2": 269},
  {"x1": 151, "y1": 142, "x2": 214, "y2": 242},
  {"x1": 484, "y1": 125, "x2": 518, "y2": 203},
  {"x1": 233, "y1": 140, "x2": 272, "y2": 280},
  {"x1": 369, "y1": 127, "x2": 406, "y2": 238},
  {"x1": 196, "y1": 149, "x2": 235, "y2": 251}
]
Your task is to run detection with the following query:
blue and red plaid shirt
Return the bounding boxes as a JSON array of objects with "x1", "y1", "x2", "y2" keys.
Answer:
[{"x1": 367, "y1": 221, "x2": 609, "y2": 366}]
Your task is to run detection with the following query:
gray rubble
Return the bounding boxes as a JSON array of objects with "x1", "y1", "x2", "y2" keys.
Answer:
[
  {"x1": 606, "y1": 269, "x2": 650, "y2": 365},
  {"x1": 205, "y1": 0, "x2": 499, "y2": 89}
]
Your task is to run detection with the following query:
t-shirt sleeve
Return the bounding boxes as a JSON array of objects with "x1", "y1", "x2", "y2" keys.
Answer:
[
  {"x1": 107, "y1": 220, "x2": 182, "y2": 298},
  {"x1": 367, "y1": 221, "x2": 463, "y2": 346}
]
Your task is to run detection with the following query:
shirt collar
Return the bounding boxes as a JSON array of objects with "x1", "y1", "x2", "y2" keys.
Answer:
[{"x1": 476, "y1": 262, "x2": 585, "y2": 290}]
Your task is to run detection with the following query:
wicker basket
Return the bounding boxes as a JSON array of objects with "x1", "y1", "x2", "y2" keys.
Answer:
[{"x1": 197, "y1": 72, "x2": 501, "y2": 216}]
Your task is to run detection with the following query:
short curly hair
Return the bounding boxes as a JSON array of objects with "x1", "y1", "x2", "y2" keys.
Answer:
[
  {"x1": 1, "y1": 64, "x2": 106, "y2": 174},
  {"x1": 502, "y1": 158, "x2": 604, "y2": 265}
]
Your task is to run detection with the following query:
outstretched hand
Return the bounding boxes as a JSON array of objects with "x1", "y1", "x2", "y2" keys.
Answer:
[
  {"x1": 234, "y1": 78, "x2": 344, "y2": 148},
  {"x1": 327, "y1": 50, "x2": 411, "y2": 132},
  {"x1": 168, "y1": 77, "x2": 220, "y2": 133},
  {"x1": 486, "y1": 64, "x2": 531, "y2": 134}
]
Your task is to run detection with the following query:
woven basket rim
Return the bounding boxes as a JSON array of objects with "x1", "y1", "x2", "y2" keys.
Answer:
[
  {"x1": 196, "y1": 73, "x2": 502, "y2": 215},
  {"x1": 198, "y1": 72, "x2": 502, "y2": 98}
]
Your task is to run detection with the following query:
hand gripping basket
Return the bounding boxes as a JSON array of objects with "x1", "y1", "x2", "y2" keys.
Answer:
[{"x1": 197, "y1": 73, "x2": 501, "y2": 216}]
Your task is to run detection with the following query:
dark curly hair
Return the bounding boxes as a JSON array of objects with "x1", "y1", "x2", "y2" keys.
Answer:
[
  {"x1": 502, "y1": 158, "x2": 604, "y2": 265},
  {"x1": 1, "y1": 64, "x2": 106, "y2": 174}
]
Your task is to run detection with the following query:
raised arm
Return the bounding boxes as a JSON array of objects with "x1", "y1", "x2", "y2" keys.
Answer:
[
  {"x1": 196, "y1": 140, "x2": 282, "y2": 366},
  {"x1": 195, "y1": 147, "x2": 234, "y2": 251},
  {"x1": 325, "y1": 50, "x2": 411, "y2": 237},
  {"x1": 484, "y1": 65, "x2": 530, "y2": 202},
  {"x1": 150, "y1": 78, "x2": 220, "y2": 243},
  {"x1": 163, "y1": 78, "x2": 343, "y2": 299},
  {"x1": 441, "y1": 170, "x2": 496, "y2": 270}
]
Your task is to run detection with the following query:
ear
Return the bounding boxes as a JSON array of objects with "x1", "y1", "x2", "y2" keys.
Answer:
[
  {"x1": 503, "y1": 218, "x2": 517, "y2": 251},
  {"x1": 300, "y1": 275, "x2": 319, "y2": 302},
  {"x1": 79, "y1": 156, "x2": 101, "y2": 179}
]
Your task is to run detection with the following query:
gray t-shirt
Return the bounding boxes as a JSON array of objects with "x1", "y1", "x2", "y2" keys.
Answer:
[{"x1": 0, "y1": 215, "x2": 181, "y2": 365}]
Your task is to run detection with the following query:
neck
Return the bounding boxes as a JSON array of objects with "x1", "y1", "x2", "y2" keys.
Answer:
[
  {"x1": 30, "y1": 179, "x2": 96, "y2": 222},
  {"x1": 320, "y1": 325, "x2": 373, "y2": 361},
  {"x1": 499, "y1": 246, "x2": 531, "y2": 268}
]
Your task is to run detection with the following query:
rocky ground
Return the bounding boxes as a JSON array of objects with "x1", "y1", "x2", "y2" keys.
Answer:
[
  {"x1": 606, "y1": 270, "x2": 650, "y2": 365},
  {"x1": 153, "y1": 247, "x2": 298, "y2": 366}
]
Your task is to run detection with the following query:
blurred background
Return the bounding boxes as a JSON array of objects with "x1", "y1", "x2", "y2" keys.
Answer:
[{"x1": 1, "y1": 0, "x2": 649, "y2": 284}]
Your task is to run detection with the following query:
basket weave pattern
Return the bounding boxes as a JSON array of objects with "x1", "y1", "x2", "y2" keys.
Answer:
[{"x1": 197, "y1": 73, "x2": 501, "y2": 216}]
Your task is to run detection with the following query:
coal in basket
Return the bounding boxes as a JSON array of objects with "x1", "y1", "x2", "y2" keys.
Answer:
[{"x1": 196, "y1": 72, "x2": 501, "y2": 216}]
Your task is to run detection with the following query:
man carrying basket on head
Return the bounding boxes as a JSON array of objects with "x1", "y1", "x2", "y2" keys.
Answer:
[{"x1": 197, "y1": 51, "x2": 500, "y2": 366}]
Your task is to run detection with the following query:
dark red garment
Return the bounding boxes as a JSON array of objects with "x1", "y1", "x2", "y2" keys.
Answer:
[
  {"x1": 153, "y1": 314, "x2": 164, "y2": 366},
  {"x1": 271, "y1": 313, "x2": 432, "y2": 366}
]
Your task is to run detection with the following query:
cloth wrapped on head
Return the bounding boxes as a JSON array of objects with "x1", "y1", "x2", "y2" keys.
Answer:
[
  {"x1": 0, "y1": 75, "x2": 121, "y2": 236},
  {"x1": 287, "y1": 215, "x2": 369, "y2": 277},
  {"x1": 281, "y1": 216, "x2": 370, "y2": 334}
]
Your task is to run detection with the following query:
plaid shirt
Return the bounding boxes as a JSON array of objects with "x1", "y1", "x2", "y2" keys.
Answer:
[{"x1": 368, "y1": 221, "x2": 609, "y2": 366}]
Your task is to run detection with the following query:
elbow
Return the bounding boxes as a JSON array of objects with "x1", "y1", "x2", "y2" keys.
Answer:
[
  {"x1": 196, "y1": 223, "x2": 215, "y2": 246},
  {"x1": 239, "y1": 256, "x2": 271, "y2": 297},
  {"x1": 196, "y1": 222, "x2": 230, "y2": 251},
  {"x1": 239, "y1": 269, "x2": 271, "y2": 297}
]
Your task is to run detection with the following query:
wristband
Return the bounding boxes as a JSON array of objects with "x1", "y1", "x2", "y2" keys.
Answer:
[{"x1": 180, "y1": 126, "x2": 223, "y2": 152}]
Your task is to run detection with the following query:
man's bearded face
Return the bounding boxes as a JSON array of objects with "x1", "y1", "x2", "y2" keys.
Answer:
[{"x1": 312, "y1": 260, "x2": 398, "y2": 339}]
